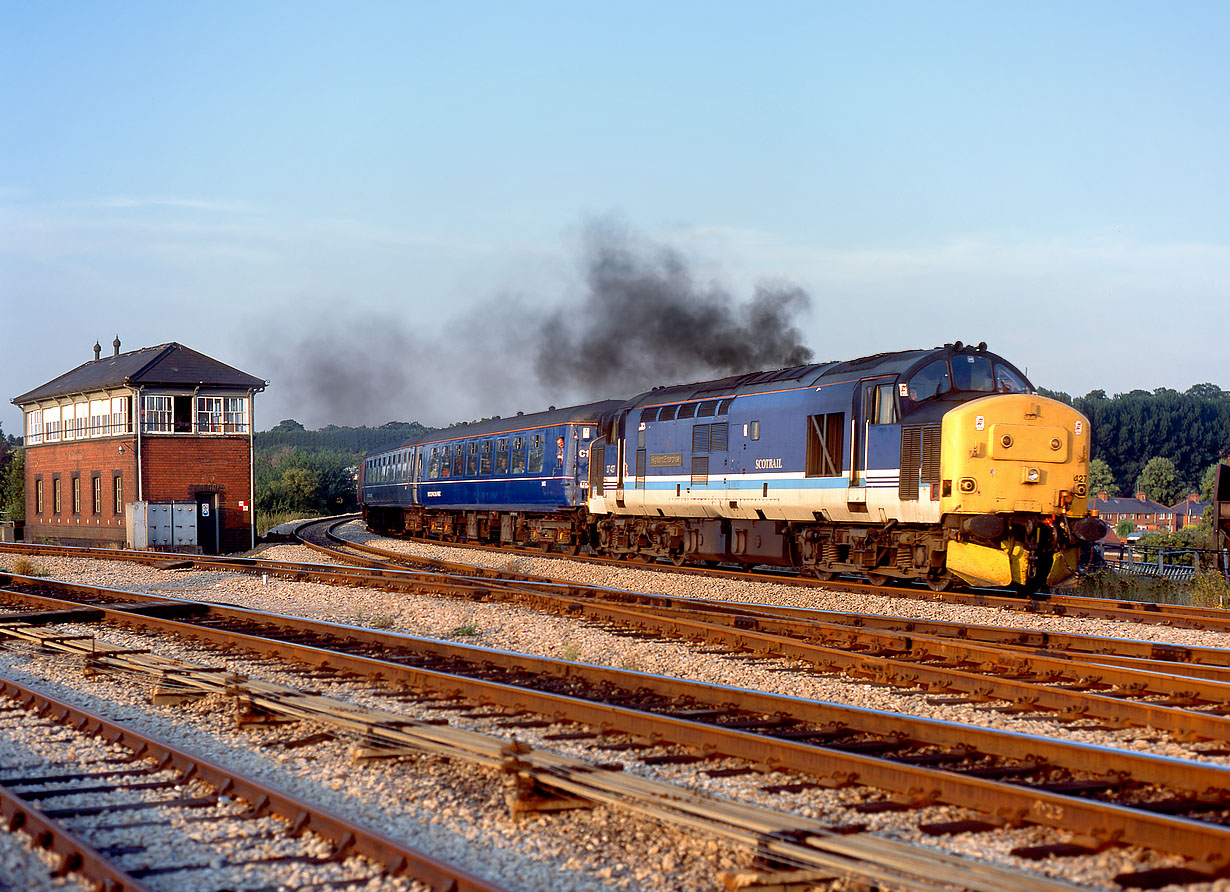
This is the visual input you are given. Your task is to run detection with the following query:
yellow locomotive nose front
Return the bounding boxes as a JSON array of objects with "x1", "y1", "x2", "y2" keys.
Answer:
[{"x1": 940, "y1": 394, "x2": 1095, "y2": 588}]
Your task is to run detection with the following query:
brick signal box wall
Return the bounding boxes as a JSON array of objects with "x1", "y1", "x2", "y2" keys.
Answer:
[{"x1": 141, "y1": 437, "x2": 252, "y2": 553}]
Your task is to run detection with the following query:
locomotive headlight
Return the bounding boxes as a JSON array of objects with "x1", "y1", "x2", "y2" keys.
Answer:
[
  {"x1": 959, "y1": 477, "x2": 977, "y2": 493},
  {"x1": 1022, "y1": 467, "x2": 1041, "y2": 484}
]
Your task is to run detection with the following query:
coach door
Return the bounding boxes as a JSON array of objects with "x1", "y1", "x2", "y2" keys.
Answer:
[{"x1": 410, "y1": 447, "x2": 421, "y2": 504}]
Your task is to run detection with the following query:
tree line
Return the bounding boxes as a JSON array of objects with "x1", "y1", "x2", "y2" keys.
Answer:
[
  {"x1": 254, "y1": 419, "x2": 429, "y2": 517},
  {"x1": 1041, "y1": 383, "x2": 1230, "y2": 504}
]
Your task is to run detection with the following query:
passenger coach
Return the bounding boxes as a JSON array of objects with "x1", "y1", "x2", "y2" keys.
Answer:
[{"x1": 361, "y1": 401, "x2": 624, "y2": 550}]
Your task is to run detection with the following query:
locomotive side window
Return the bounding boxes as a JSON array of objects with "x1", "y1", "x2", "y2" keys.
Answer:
[
  {"x1": 951, "y1": 355, "x2": 994, "y2": 392},
  {"x1": 717, "y1": 398, "x2": 734, "y2": 415},
  {"x1": 511, "y1": 436, "x2": 526, "y2": 474},
  {"x1": 907, "y1": 360, "x2": 951, "y2": 402},
  {"x1": 658, "y1": 405, "x2": 678, "y2": 421},
  {"x1": 677, "y1": 403, "x2": 698, "y2": 420},
  {"x1": 995, "y1": 364, "x2": 1029, "y2": 394},
  {"x1": 806, "y1": 413, "x2": 844, "y2": 477},
  {"x1": 868, "y1": 383, "x2": 898, "y2": 424},
  {"x1": 750, "y1": 420, "x2": 760, "y2": 440},
  {"x1": 697, "y1": 400, "x2": 718, "y2": 418}
]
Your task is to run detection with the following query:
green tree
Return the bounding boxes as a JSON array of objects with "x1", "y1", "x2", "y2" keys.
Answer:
[
  {"x1": 1115, "y1": 519, "x2": 1135, "y2": 539},
  {"x1": 1135, "y1": 456, "x2": 1183, "y2": 505},
  {"x1": 1088, "y1": 458, "x2": 1116, "y2": 497},
  {"x1": 0, "y1": 442, "x2": 22, "y2": 520},
  {"x1": 1201, "y1": 461, "x2": 1223, "y2": 502}
]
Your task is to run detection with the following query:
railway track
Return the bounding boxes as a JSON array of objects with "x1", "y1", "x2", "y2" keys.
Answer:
[
  {"x1": 0, "y1": 672, "x2": 506, "y2": 892},
  {"x1": 1, "y1": 571, "x2": 1229, "y2": 887}
]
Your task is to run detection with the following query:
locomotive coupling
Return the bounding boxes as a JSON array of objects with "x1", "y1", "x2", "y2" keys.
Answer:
[
  {"x1": 1071, "y1": 515, "x2": 1110, "y2": 543},
  {"x1": 962, "y1": 514, "x2": 1006, "y2": 539}
]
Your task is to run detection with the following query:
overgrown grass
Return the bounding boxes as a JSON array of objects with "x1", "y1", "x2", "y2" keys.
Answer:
[
  {"x1": 257, "y1": 510, "x2": 324, "y2": 536},
  {"x1": 449, "y1": 621, "x2": 480, "y2": 637},
  {"x1": 1076, "y1": 569, "x2": 1230, "y2": 607},
  {"x1": 10, "y1": 557, "x2": 48, "y2": 577}
]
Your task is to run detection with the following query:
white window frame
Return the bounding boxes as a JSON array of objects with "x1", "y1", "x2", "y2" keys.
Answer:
[
  {"x1": 142, "y1": 395, "x2": 174, "y2": 433},
  {"x1": 25, "y1": 409, "x2": 43, "y2": 445}
]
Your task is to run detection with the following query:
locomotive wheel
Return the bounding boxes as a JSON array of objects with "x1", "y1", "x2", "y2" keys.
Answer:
[
  {"x1": 811, "y1": 570, "x2": 835, "y2": 581},
  {"x1": 865, "y1": 572, "x2": 891, "y2": 586},
  {"x1": 670, "y1": 551, "x2": 688, "y2": 567},
  {"x1": 926, "y1": 574, "x2": 954, "y2": 592}
]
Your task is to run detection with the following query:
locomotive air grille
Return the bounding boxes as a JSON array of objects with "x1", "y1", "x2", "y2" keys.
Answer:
[
  {"x1": 709, "y1": 423, "x2": 729, "y2": 452},
  {"x1": 692, "y1": 424, "x2": 711, "y2": 454},
  {"x1": 899, "y1": 426, "x2": 922, "y2": 500},
  {"x1": 691, "y1": 456, "x2": 709, "y2": 486},
  {"x1": 921, "y1": 425, "x2": 942, "y2": 484},
  {"x1": 635, "y1": 449, "x2": 647, "y2": 489}
]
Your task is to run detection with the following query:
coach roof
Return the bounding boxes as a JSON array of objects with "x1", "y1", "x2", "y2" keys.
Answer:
[{"x1": 12, "y1": 342, "x2": 267, "y2": 405}]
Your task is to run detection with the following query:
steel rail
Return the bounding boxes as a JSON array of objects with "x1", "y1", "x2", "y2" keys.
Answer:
[
  {"x1": 5, "y1": 556, "x2": 1230, "y2": 743},
  {"x1": 1, "y1": 624, "x2": 1087, "y2": 892},
  {"x1": 2, "y1": 583, "x2": 1230, "y2": 870},
  {"x1": 5, "y1": 525, "x2": 1229, "y2": 632},
  {"x1": 0, "y1": 674, "x2": 509, "y2": 892},
  {"x1": 310, "y1": 519, "x2": 1230, "y2": 631}
]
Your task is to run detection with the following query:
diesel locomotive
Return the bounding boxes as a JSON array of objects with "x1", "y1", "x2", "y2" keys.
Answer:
[{"x1": 360, "y1": 342, "x2": 1108, "y2": 591}]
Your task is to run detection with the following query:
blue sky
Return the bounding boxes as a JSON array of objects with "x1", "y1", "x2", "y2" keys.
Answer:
[{"x1": 3, "y1": 1, "x2": 1228, "y2": 434}]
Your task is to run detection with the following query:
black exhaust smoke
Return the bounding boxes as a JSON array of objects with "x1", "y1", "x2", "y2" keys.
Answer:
[{"x1": 533, "y1": 219, "x2": 814, "y2": 397}]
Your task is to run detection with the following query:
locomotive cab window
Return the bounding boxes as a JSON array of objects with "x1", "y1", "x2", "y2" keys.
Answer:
[
  {"x1": 995, "y1": 364, "x2": 1029, "y2": 394},
  {"x1": 907, "y1": 360, "x2": 952, "y2": 402},
  {"x1": 951, "y1": 355, "x2": 995, "y2": 392}
]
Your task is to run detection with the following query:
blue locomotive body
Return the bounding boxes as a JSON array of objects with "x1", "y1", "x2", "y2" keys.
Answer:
[{"x1": 360, "y1": 343, "x2": 1106, "y2": 589}]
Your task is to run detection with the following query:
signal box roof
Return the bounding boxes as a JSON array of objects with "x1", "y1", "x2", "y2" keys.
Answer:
[{"x1": 12, "y1": 342, "x2": 267, "y2": 406}]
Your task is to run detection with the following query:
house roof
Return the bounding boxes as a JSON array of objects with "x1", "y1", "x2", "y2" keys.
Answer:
[
  {"x1": 1170, "y1": 498, "x2": 1211, "y2": 518},
  {"x1": 11, "y1": 343, "x2": 267, "y2": 406},
  {"x1": 1089, "y1": 494, "x2": 1172, "y2": 515}
]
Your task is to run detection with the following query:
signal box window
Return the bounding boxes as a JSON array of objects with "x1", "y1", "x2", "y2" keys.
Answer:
[{"x1": 114, "y1": 475, "x2": 123, "y2": 514}]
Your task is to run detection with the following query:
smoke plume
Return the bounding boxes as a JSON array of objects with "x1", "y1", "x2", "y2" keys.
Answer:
[
  {"x1": 534, "y1": 220, "x2": 813, "y2": 399},
  {"x1": 253, "y1": 220, "x2": 816, "y2": 428}
]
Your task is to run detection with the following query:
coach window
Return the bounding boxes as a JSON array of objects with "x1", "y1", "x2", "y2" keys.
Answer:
[
  {"x1": 428, "y1": 448, "x2": 440, "y2": 479},
  {"x1": 466, "y1": 442, "x2": 478, "y2": 476},
  {"x1": 511, "y1": 437, "x2": 527, "y2": 474},
  {"x1": 451, "y1": 444, "x2": 463, "y2": 476},
  {"x1": 528, "y1": 435, "x2": 544, "y2": 474},
  {"x1": 480, "y1": 440, "x2": 493, "y2": 475},
  {"x1": 495, "y1": 438, "x2": 510, "y2": 474}
]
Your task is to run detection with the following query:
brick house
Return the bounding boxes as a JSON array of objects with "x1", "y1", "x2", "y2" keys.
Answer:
[
  {"x1": 1088, "y1": 492, "x2": 1176, "y2": 534},
  {"x1": 1170, "y1": 493, "x2": 1211, "y2": 530},
  {"x1": 12, "y1": 340, "x2": 266, "y2": 553}
]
